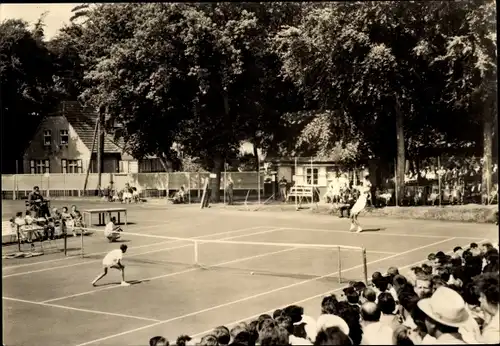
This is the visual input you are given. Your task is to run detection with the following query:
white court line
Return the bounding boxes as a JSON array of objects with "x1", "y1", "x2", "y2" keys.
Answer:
[
  {"x1": 277, "y1": 226, "x2": 485, "y2": 240},
  {"x1": 2, "y1": 225, "x2": 266, "y2": 272},
  {"x1": 190, "y1": 237, "x2": 490, "y2": 338},
  {"x1": 43, "y1": 230, "x2": 289, "y2": 304},
  {"x1": 74, "y1": 236, "x2": 458, "y2": 346},
  {"x1": 2, "y1": 296, "x2": 161, "y2": 322}
]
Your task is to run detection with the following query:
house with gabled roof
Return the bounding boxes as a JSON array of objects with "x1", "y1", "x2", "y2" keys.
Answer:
[{"x1": 22, "y1": 101, "x2": 143, "y2": 174}]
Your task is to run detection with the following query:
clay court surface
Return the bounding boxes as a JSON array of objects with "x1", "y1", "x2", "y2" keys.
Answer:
[{"x1": 2, "y1": 200, "x2": 498, "y2": 346}]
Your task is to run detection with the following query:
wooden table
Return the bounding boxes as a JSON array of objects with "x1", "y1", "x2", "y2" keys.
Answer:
[{"x1": 82, "y1": 208, "x2": 128, "y2": 228}]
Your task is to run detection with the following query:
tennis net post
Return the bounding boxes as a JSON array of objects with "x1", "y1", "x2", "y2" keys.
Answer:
[{"x1": 362, "y1": 248, "x2": 368, "y2": 285}]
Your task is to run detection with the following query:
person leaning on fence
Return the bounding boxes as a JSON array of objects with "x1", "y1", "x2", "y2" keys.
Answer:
[{"x1": 104, "y1": 216, "x2": 123, "y2": 242}]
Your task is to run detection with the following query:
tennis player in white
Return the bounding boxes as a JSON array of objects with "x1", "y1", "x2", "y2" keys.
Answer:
[
  {"x1": 92, "y1": 244, "x2": 130, "y2": 286},
  {"x1": 349, "y1": 173, "x2": 372, "y2": 233}
]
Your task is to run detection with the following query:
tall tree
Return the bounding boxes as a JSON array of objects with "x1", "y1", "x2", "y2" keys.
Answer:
[{"x1": 0, "y1": 19, "x2": 56, "y2": 173}]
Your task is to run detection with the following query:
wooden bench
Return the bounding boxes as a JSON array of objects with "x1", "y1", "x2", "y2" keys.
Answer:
[
  {"x1": 83, "y1": 208, "x2": 128, "y2": 228},
  {"x1": 286, "y1": 185, "x2": 315, "y2": 204}
]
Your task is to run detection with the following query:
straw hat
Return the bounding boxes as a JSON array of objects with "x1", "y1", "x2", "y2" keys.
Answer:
[
  {"x1": 316, "y1": 314, "x2": 350, "y2": 336},
  {"x1": 417, "y1": 287, "x2": 469, "y2": 328}
]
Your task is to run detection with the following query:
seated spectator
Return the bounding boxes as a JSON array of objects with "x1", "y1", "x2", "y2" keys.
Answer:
[
  {"x1": 483, "y1": 248, "x2": 499, "y2": 273},
  {"x1": 469, "y1": 243, "x2": 482, "y2": 257},
  {"x1": 343, "y1": 286, "x2": 360, "y2": 310},
  {"x1": 417, "y1": 286, "x2": 469, "y2": 344},
  {"x1": 104, "y1": 216, "x2": 123, "y2": 242},
  {"x1": 321, "y1": 294, "x2": 338, "y2": 315},
  {"x1": 378, "y1": 292, "x2": 401, "y2": 330},
  {"x1": 149, "y1": 336, "x2": 169, "y2": 346},
  {"x1": 258, "y1": 322, "x2": 289, "y2": 345},
  {"x1": 360, "y1": 287, "x2": 377, "y2": 304},
  {"x1": 359, "y1": 301, "x2": 393, "y2": 345},
  {"x1": 212, "y1": 326, "x2": 230, "y2": 345},
  {"x1": 414, "y1": 274, "x2": 433, "y2": 299},
  {"x1": 314, "y1": 326, "x2": 352, "y2": 346},
  {"x1": 199, "y1": 334, "x2": 219, "y2": 346},
  {"x1": 230, "y1": 322, "x2": 251, "y2": 345},
  {"x1": 392, "y1": 325, "x2": 419, "y2": 345},
  {"x1": 473, "y1": 273, "x2": 499, "y2": 344},
  {"x1": 334, "y1": 301, "x2": 363, "y2": 345}
]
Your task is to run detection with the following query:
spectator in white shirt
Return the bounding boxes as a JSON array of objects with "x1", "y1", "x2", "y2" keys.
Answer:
[
  {"x1": 359, "y1": 302, "x2": 393, "y2": 345},
  {"x1": 377, "y1": 293, "x2": 402, "y2": 331}
]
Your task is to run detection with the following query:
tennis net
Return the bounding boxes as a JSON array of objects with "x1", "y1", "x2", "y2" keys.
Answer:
[{"x1": 79, "y1": 231, "x2": 369, "y2": 284}]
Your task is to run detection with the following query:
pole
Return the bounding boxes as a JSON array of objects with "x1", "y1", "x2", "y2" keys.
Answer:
[
  {"x1": 337, "y1": 246, "x2": 342, "y2": 284},
  {"x1": 81, "y1": 229, "x2": 84, "y2": 258},
  {"x1": 295, "y1": 157, "x2": 298, "y2": 210},
  {"x1": 438, "y1": 156, "x2": 442, "y2": 206},
  {"x1": 188, "y1": 173, "x2": 191, "y2": 204},
  {"x1": 362, "y1": 248, "x2": 368, "y2": 285},
  {"x1": 14, "y1": 160, "x2": 18, "y2": 200},
  {"x1": 310, "y1": 157, "x2": 314, "y2": 206},
  {"x1": 394, "y1": 159, "x2": 398, "y2": 206},
  {"x1": 257, "y1": 155, "x2": 261, "y2": 204},
  {"x1": 223, "y1": 161, "x2": 227, "y2": 205},
  {"x1": 97, "y1": 107, "x2": 105, "y2": 195},
  {"x1": 83, "y1": 118, "x2": 99, "y2": 192}
]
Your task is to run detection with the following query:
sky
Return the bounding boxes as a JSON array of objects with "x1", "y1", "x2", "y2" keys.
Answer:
[{"x1": 0, "y1": 3, "x2": 80, "y2": 40}]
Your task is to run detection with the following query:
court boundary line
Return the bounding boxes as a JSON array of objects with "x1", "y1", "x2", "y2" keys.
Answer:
[
  {"x1": 74, "y1": 237, "x2": 457, "y2": 346},
  {"x1": 276, "y1": 226, "x2": 487, "y2": 240},
  {"x1": 189, "y1": 237, "x2": 490, "y2": 338},
  {"x1": 2, "y1": 296, "x2": 161, "y2": 322},
  {"x1": 2, "y1": 225, "x2": 266, "y2": 272},
  {"x1": 42, "y1": 235, "x2": 293, "y2": 304}
]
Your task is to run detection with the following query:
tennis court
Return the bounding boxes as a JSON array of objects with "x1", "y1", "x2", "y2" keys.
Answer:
[{"x1": 2, "y1": 201, "x2": 498, "y2": 346}]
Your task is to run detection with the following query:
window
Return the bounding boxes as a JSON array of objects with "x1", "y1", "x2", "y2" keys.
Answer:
[
  {"x1": 43, "y1": 130, "x2": 51, "y2": 146},
  {"x1": 30, "y1": 160, "x2": 50, "y2": 174},
  {"x1": 61, "y1": 159, "x2": 83, "y2": 173},
  {"x1": 306, "y1": 167, "x2": 319, "y2": 185},
  {"x1": 60, "y1": 130, "x2": 69, "y2": 145}
]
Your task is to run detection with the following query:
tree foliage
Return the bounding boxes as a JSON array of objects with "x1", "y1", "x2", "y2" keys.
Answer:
[{"x1": 0, "y1": 19, "x2": 56, "y2": 172}]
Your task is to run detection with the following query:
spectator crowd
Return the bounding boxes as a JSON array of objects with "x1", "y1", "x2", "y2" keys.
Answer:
[{"x1": 149, "y1": 242, "x2": 499, "y2": 346}]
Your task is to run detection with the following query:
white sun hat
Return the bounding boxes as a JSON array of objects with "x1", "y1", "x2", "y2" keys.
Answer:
[
  {"x1": 417, "y1": 286, "x2": 470, "y2": 328},
  {"x1": 316, "y1": 314, "x2": 350, "y2": 336}
]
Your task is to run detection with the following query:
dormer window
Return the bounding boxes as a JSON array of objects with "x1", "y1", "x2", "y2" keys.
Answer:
[
  {"x1": 60, "y1": 130, "x2": 69, "y2": 145},
  {"x1": 43, "y1": 130, "x2": 51, "y2": 146}
]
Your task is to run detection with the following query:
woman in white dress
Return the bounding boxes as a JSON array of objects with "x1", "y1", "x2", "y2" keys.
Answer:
[{"x1": 350, "y1": 175, "x2": 372, "y2": 233}]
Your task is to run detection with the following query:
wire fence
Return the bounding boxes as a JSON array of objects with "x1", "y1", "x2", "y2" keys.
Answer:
[{"x1": 1, "y1": 172, "x2": 266, "y2": 201}]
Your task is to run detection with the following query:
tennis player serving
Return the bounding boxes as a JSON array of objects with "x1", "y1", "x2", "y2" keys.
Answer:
[{"x1": 92, "y1": 244, "x2": 130, "y2": 287}]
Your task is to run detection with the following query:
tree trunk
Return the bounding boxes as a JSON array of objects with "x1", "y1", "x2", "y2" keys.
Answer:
[
  {"x1": 253, "y1": 142, "x2": 259, "y2": 171},
  {"x1": 482, "y1": 99, "x2": 493, "y2": 203},
  {"x1": 395, "y1": 97, "x2": 405, "y2": 206},
  {"x1": 211, "y1": 155, "x2": 223, "y2": 203},
  {"x1": 158, "y1": 153, "x2": 173, "y2": 172}
]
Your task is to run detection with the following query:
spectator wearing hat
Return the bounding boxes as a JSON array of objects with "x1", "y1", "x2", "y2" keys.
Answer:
[
  {"x1": 359, "y1": 301, "x2": 393, "y2": 345},
  {"x1": 473, "y1": 273, "x2": 500, "y2": 344},
  {"x1": 316, "y1": 314, "x2": 350, "y2": 337},
  {"x1": 417, "y1": 286, "x2": 469, "y2": 344}
]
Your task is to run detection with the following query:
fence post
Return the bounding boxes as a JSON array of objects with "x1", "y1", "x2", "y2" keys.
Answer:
[
  {"x1": 166, "y1": 173, "x2": 170, "y2": 199},
  {"x1": 13, "y1": 175, "x2": 17, "y2": 201},
  {"x1": 188, "y1": 172, "x2": 191, "y2": 204}
]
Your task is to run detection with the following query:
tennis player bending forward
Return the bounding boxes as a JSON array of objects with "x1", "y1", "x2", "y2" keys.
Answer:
[{"x1": 92, "y1": 244, "x2": 130, "y2": 287}]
